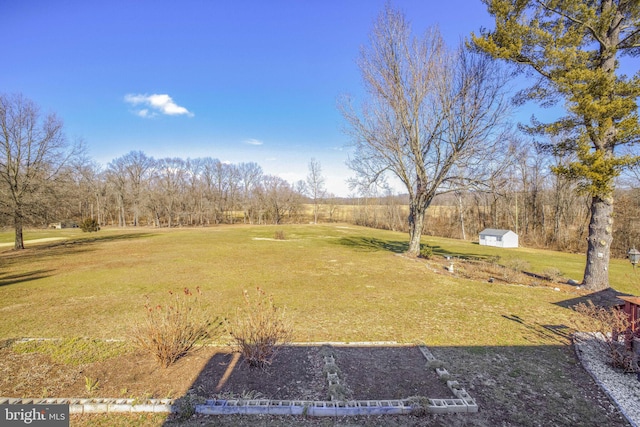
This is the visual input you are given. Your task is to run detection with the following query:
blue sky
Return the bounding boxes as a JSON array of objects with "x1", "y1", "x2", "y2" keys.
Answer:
[{"x1": 3, "y1": 0, "x2": 514, "y2": 196}]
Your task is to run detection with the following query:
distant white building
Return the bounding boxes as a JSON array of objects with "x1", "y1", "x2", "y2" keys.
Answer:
[{"x1": 479, "y1": 229, "x2": 518, "y2": 248}]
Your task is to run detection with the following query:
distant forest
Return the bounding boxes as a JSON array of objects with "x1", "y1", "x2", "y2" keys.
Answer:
[{"x1": 7, "y1": 148, "x2": 639, "y2": 259}]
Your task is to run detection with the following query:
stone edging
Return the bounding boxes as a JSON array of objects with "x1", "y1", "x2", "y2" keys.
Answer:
[{"x1": 0, "y1": 344, "x2": 478, "y2": 417}]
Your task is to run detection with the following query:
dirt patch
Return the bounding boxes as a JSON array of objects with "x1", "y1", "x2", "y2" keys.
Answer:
[
  {"x1": 331, "y1": 346, "x2": 451, "y2": 399},
  {"x1": 189, "y1": 346, "x2": 326, "y2": 400}
]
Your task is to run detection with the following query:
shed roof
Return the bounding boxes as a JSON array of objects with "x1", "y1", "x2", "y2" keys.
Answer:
[{"x1": 479, "y1": 228, "x2": 515, "y2": 236}]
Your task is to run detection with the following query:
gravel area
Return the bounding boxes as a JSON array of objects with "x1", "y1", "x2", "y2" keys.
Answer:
[{"x1": 575, "y1": 332, "x2": 640, "y2": 427}]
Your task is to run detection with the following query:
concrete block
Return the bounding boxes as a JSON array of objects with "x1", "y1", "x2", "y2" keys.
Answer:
[
  {"x1": 444, "y1": 399, "x2": 468, "y2": 413},
  {"x1": 195, "y1": 404, "x2": 217, "y2": 415},
  {"x1": 130, "y1": 404, "x2": 156, "y2": 412},
  {"x1": 308, "y1": 401, "x2": 337, "y2": 416},
  {"x1": 369, "y1": 401, "x2": 407, "y2": 415},
  {"x1": 288, "y1": 401, "x2": 307, "y2": 416},
  {"x1": 219, "y1": 400, "x2": 241, "y2": 414},
  {"x1": 447, "y1": 380, "x2": 460, "y2": 389},
  {"x1": 436, "y1": 367, "x2": 450, "y2": 378},
  {"x1": 69, "y1": 405, "x2": 84, "y2": 414},
  {"x1": 198, "y1": 400, "x2": 244, "y2": 415},
  {"x1": 244, "y1": 399, "x2": 271, "y2": 414},
  {"x1": 418, "y1": 345, "x2": 434, "y2": 357},
  {"x1": 464, "y1": 398, "x2": 479, "y2": 413},
  {"x1": 108, "y1": 399, "x2": 132, "y2": 412},
  {"x1": 267, "y1": 401, "x2": 292, "y2": 415},
  {"x1": 84, "y1": 402, "x2": 110, "y2": 413},
  {"x1": 152, "y1": 403, "x2": 174, "y2": 412},
  {"x1": 427, "y1": 399, "x2": 449, "y2": 414},
  {"x1": 454, "y1": 389, "x2": 472, "y2": 400}
]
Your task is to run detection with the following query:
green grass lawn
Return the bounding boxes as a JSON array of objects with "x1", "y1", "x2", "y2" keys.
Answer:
[{"x1": 0, "y1": 224, "x2": 637, "y2": 346}]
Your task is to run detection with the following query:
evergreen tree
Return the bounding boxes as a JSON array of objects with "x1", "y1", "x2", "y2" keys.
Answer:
[{"x1": 473, "y1": 0, "x2": 640, "y2": 290}]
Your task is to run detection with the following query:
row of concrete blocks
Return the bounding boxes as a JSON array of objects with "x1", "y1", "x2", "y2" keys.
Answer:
[
  {"x1": 324, "y1": 354, "x2": 340, "y2": 387},
  {"x1": 0, "y1": 396, "x2": 477, "y2": 415},
  {"x1": 417, "y1": 346, "x2": 479, "y2": 414},
  {"x1": 0, "y1": 398, "x2": 175, "y2": 414},
  {"x1": 195, "y1": 398, "x2": 478, "y2": 416}
]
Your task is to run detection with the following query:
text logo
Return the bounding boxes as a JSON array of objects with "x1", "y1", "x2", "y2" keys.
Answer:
[{"x1": 1, "y1": 405, "x2": 69, "y2": 426}]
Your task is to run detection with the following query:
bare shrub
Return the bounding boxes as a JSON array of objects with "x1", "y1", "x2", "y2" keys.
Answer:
[
  {"x1": 130, "y1": 287, "x2": 218, "y2": 368},
  {"x1": 227, "y1": 287, "x2": 293, "y2": 368},
  {"x1": 503, "y1": 258, "x2": 531, "y2": 273},
  {"x1": 542, "y1": 267, "x2": 563, "y2": 282},
  {"x1": 502, "y1": 258, "x2": 531, "y2": 282},
  {"x1": 274, "y1": 230, "x2": 286, "y2": 240},
  {"x1": 573, "y1": 301, "x2": 637, "y2": 372}
]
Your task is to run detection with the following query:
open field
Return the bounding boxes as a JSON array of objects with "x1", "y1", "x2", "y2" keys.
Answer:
[
  {"x1": 1, "y1": 224, "x2": 638, "y2": 342},
  {"x1": 0, "y1": 224, "x2": 636, "y2": 426}
]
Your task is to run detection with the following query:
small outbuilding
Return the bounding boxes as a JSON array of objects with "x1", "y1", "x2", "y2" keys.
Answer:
[{"x1": 479, "y1": 228, "x2": 518, "y2": 248}]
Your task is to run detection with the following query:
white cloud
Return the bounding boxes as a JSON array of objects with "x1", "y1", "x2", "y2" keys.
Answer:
[
  {"x1": 124, "y1": 93, "x2": 194, "y2": 118},
  {"x1": 244, "y1": 138, "x2": 264, "y2": 146}
]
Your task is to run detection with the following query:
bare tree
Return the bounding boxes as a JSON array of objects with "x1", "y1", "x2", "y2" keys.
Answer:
[
  {"x1": 0, "y1": 94, "x2": 75, "y2": 249},
  {"x1": 259, "y1": 175, "x2": 300, "y2": 224},
  {"x1": 70, "y1": 153, "x2": 105, "y2": 225},
  {"x1": 305, "y1": 158, "x2": 326, "y2": 224},
  {"x1": 341, "y1": 6, "x2": 511, "y2": 256},
  {"x1": 238, "y1": 162, "x2": 263, "y2": 224},
  {"x1": 152, "y1": 158, "x2": 187, "y2": 227},
  {"x1": 122, "y1": 151, "x2": 155, "y2": 226},
  {"x1": 106, "y1": 157, "x2": 128, "y2": 227}
]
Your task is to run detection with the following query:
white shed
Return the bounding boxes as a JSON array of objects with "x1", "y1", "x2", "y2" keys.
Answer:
[{"x1": 479, "y1": 229, "x2": 518, "y2": 248}]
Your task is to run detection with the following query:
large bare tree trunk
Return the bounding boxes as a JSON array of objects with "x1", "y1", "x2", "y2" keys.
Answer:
[
  {"x1": 407, "y1": 203, "x2": 425, "y2": 256},
  {"x1": 583, "y1": 195, "x2": 613, "y2": 290},
  {"x1": 14, "y1": 215, "x2": 24, "y2": 250}
]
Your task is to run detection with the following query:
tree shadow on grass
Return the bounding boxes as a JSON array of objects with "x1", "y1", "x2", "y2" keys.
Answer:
[
  {"x1": 0, "y1": 232, "x2": 157, "y2": 263},
  {"x1": 336, "y1": 237, "x2": 408, "y2": 253},
  {"x1": 0, "y1": 269, "x2": 54, "y2": 287},
  {"x1": 425, "y1": 245, "x2": 498, "y2": 261},
  {"x1": 0, "y1": 232, "x2": 157, "y2": 286},
  {"x1": 553, "y1": 288, "x2": 632, "y2": 310},
  {"x1": 336, "y1": 236, "x2": 499, "y2": 262}
]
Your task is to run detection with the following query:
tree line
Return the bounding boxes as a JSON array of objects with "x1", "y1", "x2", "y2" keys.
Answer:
[{"x1": 70, "y1": 152, "x2": 306, "y2": 229}]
